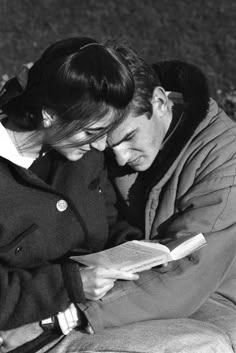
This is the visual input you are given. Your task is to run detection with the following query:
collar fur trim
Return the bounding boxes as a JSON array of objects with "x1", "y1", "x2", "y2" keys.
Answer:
[{"x1": 152, "y1": 60, "x2": 209, "y2": 155}]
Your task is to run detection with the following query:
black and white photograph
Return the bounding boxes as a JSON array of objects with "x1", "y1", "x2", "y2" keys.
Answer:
[{"x1": 0, "y1": 1, "x2": 235, "y2": 352}]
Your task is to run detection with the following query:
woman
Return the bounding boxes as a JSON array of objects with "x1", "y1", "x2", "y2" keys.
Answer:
[{"x1": 0, "y1": 37, "x2": 141, "y2": 351}]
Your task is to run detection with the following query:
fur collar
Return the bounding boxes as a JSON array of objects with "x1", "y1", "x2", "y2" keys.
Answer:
[{"x1": 153, "y1": 60, "x2": 210, "y2": 144}]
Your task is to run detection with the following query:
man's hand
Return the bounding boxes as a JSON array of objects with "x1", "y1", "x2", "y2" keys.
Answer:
[{"x1": 80, "y1": 267, "x2": 139, "y2": 300}]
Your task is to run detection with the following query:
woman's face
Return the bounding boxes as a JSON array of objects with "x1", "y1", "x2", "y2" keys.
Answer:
[{"x1": 52, "y1": 116, "x2": 112, "y2": 161}]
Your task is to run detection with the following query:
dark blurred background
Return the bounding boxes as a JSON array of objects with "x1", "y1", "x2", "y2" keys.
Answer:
[{"x1": 0, "y1": 0, "x2": 235, "y2": 114}]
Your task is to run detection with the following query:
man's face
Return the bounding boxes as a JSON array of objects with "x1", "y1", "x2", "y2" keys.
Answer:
[{"x1": 107, "y1": 111, "x2": 167, "y2": 171}]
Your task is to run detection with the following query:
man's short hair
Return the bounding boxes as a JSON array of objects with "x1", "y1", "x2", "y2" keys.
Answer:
[{"x1": 106, "y1": 41, "x2": 161, "y2": 118}]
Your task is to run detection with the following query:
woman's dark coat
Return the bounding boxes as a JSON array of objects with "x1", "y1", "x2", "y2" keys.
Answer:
[{"x1": 0, "y1": 149, "x2": 139, "y2": 329}]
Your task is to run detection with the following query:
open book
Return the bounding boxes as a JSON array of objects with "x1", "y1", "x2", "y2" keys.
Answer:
[{"x1": 71, "y1": 233, "x2": 206, "y2": 273}]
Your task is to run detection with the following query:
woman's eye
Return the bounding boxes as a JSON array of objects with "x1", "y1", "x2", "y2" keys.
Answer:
[{"x1": 86, "y1": 131, "x2": 95, "y2": 137}]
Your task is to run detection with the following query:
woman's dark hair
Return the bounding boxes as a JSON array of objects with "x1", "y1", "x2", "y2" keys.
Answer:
[{"x1": 0, "y1": 37, "x2": 134, "y2": 145}]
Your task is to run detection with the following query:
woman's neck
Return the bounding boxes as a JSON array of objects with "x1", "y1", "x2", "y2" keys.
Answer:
[{"x1": 3, "y1": 119, "x2": 43, "y2": 159}]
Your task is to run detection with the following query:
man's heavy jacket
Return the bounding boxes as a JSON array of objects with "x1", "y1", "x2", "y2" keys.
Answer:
[{"x1": 81, "y1": 62, "x2": 236, "y2": 335}]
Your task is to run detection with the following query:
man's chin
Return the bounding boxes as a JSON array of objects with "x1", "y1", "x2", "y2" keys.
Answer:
[{"x1": 128, "y1": 162, "x2": 150, "y2": 172}]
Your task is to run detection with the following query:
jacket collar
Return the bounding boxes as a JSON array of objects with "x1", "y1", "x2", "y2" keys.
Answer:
[
  {"x1": 152, "y1": 60, "x2": 210, "y2": 160},
  {"x1": 140, "y1": 61, "x2": 210, "y2": 191}
]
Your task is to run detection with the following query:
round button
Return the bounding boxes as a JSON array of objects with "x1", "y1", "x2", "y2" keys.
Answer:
[
  {"x1": 56, "y1": 199, "x2": 68, "y2": 212},
  {"x1": 15, "y1": 246, "x2": 22, "y2": 255}
]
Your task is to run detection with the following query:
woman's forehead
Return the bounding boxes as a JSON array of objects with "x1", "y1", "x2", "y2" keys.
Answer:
[{"x1": 86, "y1": 111, "x2": 117, "y2": 131}]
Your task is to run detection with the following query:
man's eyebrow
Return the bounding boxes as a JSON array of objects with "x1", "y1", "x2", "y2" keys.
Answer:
[{"x1": 108, "y1": 130, "x2": 135, "y2": 148}]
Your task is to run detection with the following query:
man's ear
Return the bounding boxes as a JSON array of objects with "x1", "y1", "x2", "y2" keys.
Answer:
[
  {"x1": 42, "y1": 108, "x2": 57, "y2": 128},
  {"x1": 151, "y1": 86, "x2": 168, "y2": 117}
]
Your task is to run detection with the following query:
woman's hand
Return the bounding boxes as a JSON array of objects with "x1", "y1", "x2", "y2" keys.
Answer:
[{"x1": 80, "y1": 267, "x2": 139, "y2": 300}]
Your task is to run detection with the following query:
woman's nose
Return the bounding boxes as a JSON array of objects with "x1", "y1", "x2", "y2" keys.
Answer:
[
  {"x1": 113, "y1": 147, "x2": 130, "y2": 166},
  {"x1": 90, "y1": 135, "x2": 107, "y2": 151}
]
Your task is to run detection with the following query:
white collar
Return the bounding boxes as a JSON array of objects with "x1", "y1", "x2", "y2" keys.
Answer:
[{"x1": 0, "y1": 122, "x2": 36, "y2": 168}]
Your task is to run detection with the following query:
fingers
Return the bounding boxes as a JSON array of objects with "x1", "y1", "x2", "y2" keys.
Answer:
[
  {"x1": 85, "y1": 282, "x2": 115, "y2": 300},
  {"x1": 91, "y1": 267, "x2": 139, "y2": 281},
  {"x1": 106, "y1": 269, "x2": 139, "y2": 281},
  {"x1": 80, "y1": 266, "x2": 139, "y2": 301},
  {"x1": 80, "y1": 267, "x2": 115, "y2": 300},
  {"x1": 85, "y1": 281, "x2": 115, "y2": 301},
  {"x1": 82, "y1": 267, "x2": 139, "y2": 281}
]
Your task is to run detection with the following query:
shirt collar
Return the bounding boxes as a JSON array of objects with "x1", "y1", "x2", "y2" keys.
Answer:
[{"x1": 0, "y1": 121, "x2": 36, "y2": 168}]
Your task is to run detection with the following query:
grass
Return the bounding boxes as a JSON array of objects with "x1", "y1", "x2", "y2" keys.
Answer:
[{"x1": 0, "y1": 0, "x2": 235, "y2": 114}]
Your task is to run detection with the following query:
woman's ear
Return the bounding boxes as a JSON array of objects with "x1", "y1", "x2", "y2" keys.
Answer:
[
  {"x1": 42, "y1": 108, "x2": 57, "y2": 128},
  {"x1": 151, "y1": 86, "x2": 168, "y2": 117}
]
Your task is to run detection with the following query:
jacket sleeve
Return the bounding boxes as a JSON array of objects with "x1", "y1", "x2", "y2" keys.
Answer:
[
  {"x1": 0, "y1": 260, "x2": 84, "y2": 330},
  {"x1": 77, "y1": 153, "x2": 236, "y2": 331}
]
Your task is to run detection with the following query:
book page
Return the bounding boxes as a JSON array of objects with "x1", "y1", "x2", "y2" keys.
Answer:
[
  {"x1": 132, "y1": 240, "x2": 171, "y2": 252},
  {"x1": 71, "y1": 241, "x2": 170, "y2": 272}
]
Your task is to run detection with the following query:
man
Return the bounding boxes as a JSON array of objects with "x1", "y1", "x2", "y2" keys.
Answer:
[{"x1": 72, "y1": 47, "x2": 236, "y2": 351}]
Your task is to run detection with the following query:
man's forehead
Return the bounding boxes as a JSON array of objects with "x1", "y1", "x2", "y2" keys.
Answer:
[{"x1": 107, "y1": 116, "x2": 135, "y2": 146}]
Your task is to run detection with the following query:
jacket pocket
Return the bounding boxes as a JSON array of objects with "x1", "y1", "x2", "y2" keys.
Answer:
[
  {"x1": 0, "y1": 224, "x2": 45, "y2": 268},
  {"x1": 0, "y1": 224, "x2": 39, "y2": 253}
]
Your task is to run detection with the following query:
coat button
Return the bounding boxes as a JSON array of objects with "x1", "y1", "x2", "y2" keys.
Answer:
[
  {"x1": 15, "y1": 246, "x2": 22, "y2": 255},
  {"x1": 56, "y1": 199, "x2": 68, "y2": 212}
]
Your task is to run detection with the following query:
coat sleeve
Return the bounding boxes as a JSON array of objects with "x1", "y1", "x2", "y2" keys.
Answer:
[
  {"x1": 77, "y1": 152, "x2": 236, "y2": 331},
  {"x1": 0, "y1": 260, "x2": 85, "y2": 330}
]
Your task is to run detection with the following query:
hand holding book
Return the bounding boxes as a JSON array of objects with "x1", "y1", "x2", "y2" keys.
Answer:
[
  {"x1": 80, "y1": 266, "x2": 139, "y2": 300},
  {"x1": 72, "y1": 233, "x2": 207, "y2": 273}
]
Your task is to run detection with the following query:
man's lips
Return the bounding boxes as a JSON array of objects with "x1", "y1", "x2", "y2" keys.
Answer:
[{"x1": 128, "y1": 156, "x2": 142, "y2": 166}]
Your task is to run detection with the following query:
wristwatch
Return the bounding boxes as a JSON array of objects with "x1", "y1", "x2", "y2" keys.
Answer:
[
  {"x1": 40, "y1": 316, "x2": 61, "y2": 333},
  {"x1": 40, "y1": 303, "x2": 80, "y2": 335}
]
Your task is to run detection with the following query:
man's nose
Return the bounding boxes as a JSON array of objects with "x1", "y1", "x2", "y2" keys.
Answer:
[
  {"x1": 113, "y1": 147, "x2": 129, "y2": 166},
  {"x1": 90, "y1": 135, "x2": 107, "y2": 151}
]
